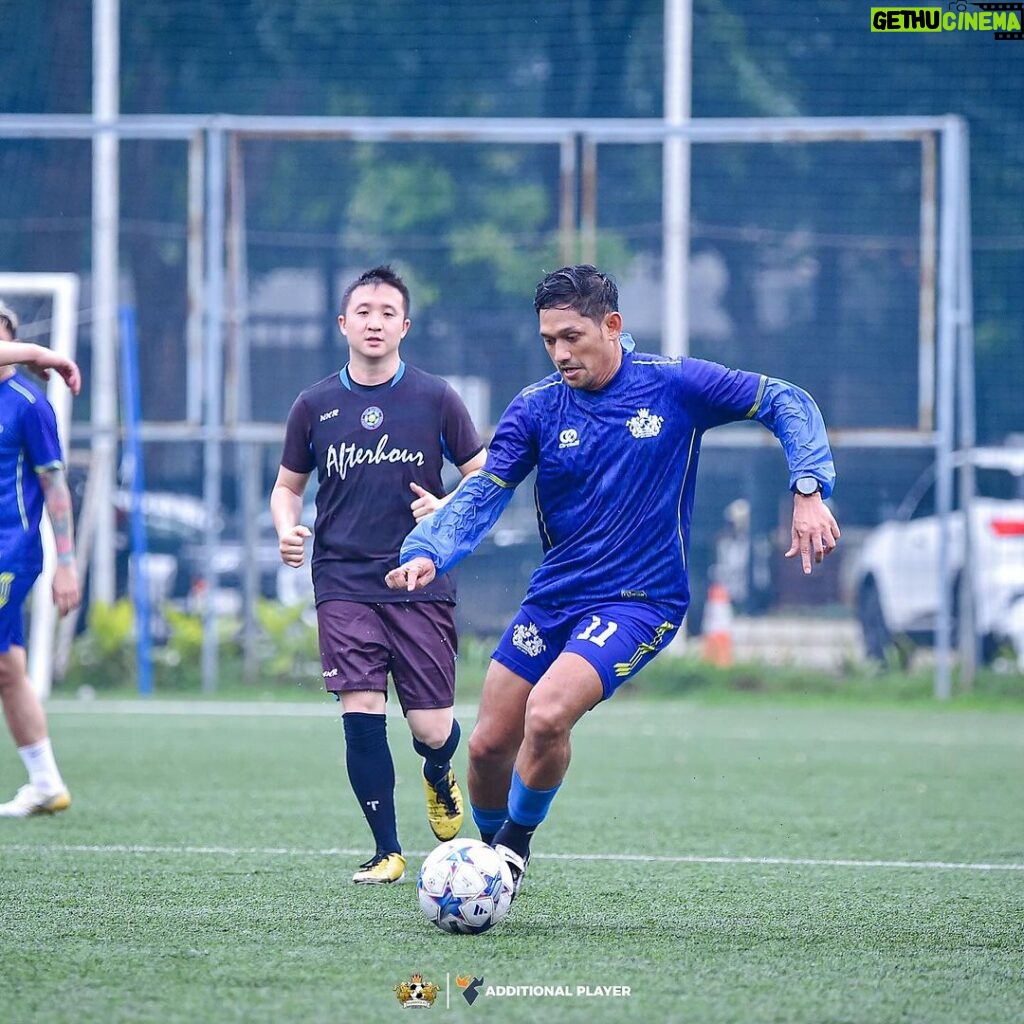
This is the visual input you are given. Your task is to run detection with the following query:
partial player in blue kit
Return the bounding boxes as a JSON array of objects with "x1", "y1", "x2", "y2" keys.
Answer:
[
  {"x1": 271, "y1": 266, "x2": 486, "y2": 885},
  {"x1": 0, "y1": 300, "x2": 81, "y2": 818},
  {"x1": 386, "y1": 264, "x2": 841, "y2": 899}
]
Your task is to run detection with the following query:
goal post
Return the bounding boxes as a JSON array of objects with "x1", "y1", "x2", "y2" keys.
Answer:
[
  {"x1": 0, "y1": 112, "x2": 972, "y2": 699},
  {"x1": 0, "y1": 273, "x2": 80, "y2": 699}
]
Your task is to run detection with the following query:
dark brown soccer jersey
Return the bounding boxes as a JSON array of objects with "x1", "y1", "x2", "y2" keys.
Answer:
[{"x1": 279, "y1": 362, "x2": 484, "y2": 604}]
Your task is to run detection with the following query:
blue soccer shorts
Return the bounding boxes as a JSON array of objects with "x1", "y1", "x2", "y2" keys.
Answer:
[
  {"x1": 0, "y1": 568, "x2": 39, "y2": 653},
  {"x1": 491, "y1": 599, "x2": 681, "y2": 700}
]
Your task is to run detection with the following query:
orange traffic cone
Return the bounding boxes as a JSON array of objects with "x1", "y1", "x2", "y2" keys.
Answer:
[{"x1": 701, "y1": 581, "x2": 734, "y2": 667}]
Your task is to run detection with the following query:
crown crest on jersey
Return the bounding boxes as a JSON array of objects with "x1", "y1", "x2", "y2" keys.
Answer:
[
  {"x1": 626, "y1": 407, "x2": 664, "y2": 439},
  {"x1": 512, "y1": 622, "x2": 546, "y2": 658}
]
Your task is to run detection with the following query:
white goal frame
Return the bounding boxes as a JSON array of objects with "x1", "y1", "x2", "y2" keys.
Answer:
[{"x1": 0, "y1": 273, "x2": 80, "y2": 699}]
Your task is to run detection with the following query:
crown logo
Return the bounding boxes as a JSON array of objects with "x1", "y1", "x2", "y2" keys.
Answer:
[
  {"x1": 512, "y1": 622, "x2": 546, "y2": 657},
  {"x1": 395, "y1": 972, "x2": 440, "y2": 1008},
  {"x1": 627, "y1": 407, "x2": 664, "y2": 439}
]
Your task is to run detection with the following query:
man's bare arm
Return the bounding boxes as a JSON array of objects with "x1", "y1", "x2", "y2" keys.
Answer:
[
  {"x1": 38, "y1": 466, "x2": 81, "y2": 615},
  {"x1": 0, "y1": 341, "x2": 81, "y2": 394}
]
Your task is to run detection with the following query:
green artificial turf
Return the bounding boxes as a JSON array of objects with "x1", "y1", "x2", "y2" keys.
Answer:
[{"x1": 1, "y1": 700, "x2": 1021, "y2": 1023}]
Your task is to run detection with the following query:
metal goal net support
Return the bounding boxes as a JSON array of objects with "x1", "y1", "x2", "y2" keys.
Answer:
[{"x1": 0, "y1": 114, "x2": 974, "y2": 698}]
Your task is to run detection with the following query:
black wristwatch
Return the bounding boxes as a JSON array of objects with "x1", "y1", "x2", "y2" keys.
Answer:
[{"x1": 793, "y1": 476, "x2": 822, "y2": 497}]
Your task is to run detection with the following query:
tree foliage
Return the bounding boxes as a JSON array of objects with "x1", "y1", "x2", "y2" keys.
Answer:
[{"x1": 0, "y1": 1, "x2": 1019, "y2": 439}]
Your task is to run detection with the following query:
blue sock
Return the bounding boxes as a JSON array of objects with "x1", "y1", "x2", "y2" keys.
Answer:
[
  {"x1": 507, "y1": 768, "x2": 561, "y2": 827},
  {"x1": 493, "y1": 769, "x2": 561, "y2": 859},
  {"x1": 471, "y1": 803, "x2": 508, "y2": 845},
  {"x1": 342, "y1": 712, "x2": 400, "y2": 855},
  {"x1": 412, "y1": 719, "x2": 461, "y2": 786}
]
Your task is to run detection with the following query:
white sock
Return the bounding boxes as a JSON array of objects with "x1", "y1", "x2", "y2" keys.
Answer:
[{"x1": 18, "y1": 738, "x2": 66, "y2": 795}]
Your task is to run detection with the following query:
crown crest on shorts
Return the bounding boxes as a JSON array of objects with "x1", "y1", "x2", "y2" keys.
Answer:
[{"x1": 512, "y1": 622, "x2": 546, "y2": 657}]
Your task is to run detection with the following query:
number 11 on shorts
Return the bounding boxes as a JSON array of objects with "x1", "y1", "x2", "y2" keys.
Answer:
[{"x1": 575, "y1": 616, "x2": 619, "y2": 647}]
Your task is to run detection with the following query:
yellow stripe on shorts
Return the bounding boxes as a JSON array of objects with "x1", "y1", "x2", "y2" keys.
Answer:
[
  {"x1": 0, "y1": 572, "x2": 15, "y2": 610},
  {"x1": 613, "y1": 620, "x2": 677, "y2": 678}
]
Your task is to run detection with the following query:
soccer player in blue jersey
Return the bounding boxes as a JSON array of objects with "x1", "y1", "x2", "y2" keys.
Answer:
[
  {"x1": 0, "y1": 302, "x2": 81, "y2": 818},
  {"x1": 271, "y1": 266, "x2": 486, "y2": 885},
  {"x1": 386, "y1": 264, "x2": 841, "y2": 898}
]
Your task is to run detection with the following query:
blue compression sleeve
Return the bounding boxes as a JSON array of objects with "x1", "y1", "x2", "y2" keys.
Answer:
[
  {"x1": 400, "y1": 471, "x2": 516, "y2": 577},
  {"x1": 752, "y1": 377, "x2": 837, "y2": 498}
]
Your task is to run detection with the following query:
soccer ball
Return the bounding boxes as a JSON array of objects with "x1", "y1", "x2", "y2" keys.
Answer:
[{"x1": 417, "y1": 838, "x2": 514, "y2": 934}]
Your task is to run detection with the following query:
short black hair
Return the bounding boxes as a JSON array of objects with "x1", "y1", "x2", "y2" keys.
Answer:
[
  {"x1": 533, "y1": 264, "x2": 618, "y2": 324},
  {"x1": 340, "y1": 265, "x2": 411, "y2": 318}
]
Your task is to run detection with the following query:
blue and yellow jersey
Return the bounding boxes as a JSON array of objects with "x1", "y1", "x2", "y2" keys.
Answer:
[
  {"x1": 402, "y1": 341, "x2": 835, "y2": 618},
  {"x1": 0, "y1": 372, "x2": 64, "y2": 571}
]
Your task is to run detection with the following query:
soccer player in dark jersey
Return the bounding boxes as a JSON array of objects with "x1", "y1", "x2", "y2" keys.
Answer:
[
  {"x1": 386, "y1": 264, "x2": 841, "y2": 900},
  {"x1": 271, "y1": 265, "x2": 486, "y2": 885},
  {"x1": 0, "y1": 303, "x2": 81, "y2": 818}
]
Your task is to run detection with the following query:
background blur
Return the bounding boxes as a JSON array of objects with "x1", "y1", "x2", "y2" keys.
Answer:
[{"x1": 1, "y1": 1, "x2": 1022, "y2": 682}]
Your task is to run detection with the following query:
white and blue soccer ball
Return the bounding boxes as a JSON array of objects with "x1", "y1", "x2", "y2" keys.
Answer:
[{"x1": 417, "y1": 838, "x2": 514, "y2": 934}]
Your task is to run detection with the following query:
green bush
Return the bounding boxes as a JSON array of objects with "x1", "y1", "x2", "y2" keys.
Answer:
[
  {"x1": 65, "y1": 600, "x2": 136, "y2": 690},
  {"x1": 61, "y1": 599, "x2": 320, "y2": 695},
  {"x1": 253, "y1": 599, "x2": 320, "y2": 684},
  {"x1": 59, "y1": 606, "x2": 1024, "y2": 708}
]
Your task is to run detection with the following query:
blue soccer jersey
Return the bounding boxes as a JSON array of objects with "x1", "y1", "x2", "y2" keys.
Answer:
[
  {"x1": 478, "y1": 349, "x2": 767, "y2": 615},
  {"x1": 0, "y1": 372, "x2": 64, "y2": 572},
  {"x1": 401, "y1": 340, "x2": 835, "y2": 619}
]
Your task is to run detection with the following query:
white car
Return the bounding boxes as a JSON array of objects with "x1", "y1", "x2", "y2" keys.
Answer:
[{"x1": 853, "y1": 456, "x2": 1024, "y2": 667}]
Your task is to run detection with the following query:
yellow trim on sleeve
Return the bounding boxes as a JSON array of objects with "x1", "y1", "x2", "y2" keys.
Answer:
[
  {"x1": 744, "y1": 375, "x2": 768, "y2": 419},
  {"x1": 480, "y1": 470, "x2": 515, "y2": 490}
]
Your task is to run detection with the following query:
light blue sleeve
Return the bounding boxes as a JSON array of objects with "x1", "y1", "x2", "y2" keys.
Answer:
[
  {"x1": 399, "y1": 471, "x2": 517, "y2": 577},
  {"x1": 751, "y1": 377, "x2": 837, "y2": 499}
]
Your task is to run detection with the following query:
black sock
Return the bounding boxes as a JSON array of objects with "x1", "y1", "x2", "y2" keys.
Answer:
[
  {"x1": 342, "y1": 712, "x2": 400, "y2": 855},
  {"x1": 492, "y1": 819, "x2": 536, "y2": 862},
  {"x1": 412, "y1": 719, "x2": 461, "y2": 786}
]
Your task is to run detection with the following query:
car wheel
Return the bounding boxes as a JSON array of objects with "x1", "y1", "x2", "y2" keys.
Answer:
[{"x1": 858, "y1": 579, "x2": 893, "y2": 662}]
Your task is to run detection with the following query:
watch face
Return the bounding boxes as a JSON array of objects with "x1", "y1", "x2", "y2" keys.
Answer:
[{"x1": 796, "y1": 478, "x2": 820, "y2": 496}]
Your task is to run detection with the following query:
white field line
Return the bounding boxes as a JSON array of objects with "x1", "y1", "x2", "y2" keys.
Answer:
[
  {"x1": 2, "y1": 842, "x2": 1022, "y2": 873},
  {"x1": 47, "y1": 700, "x2": 338, "y2": 717},
  {"x1": 46, "y1": 700, "x2": 482, "y2": 718},
  {"x1": 45, "y1": 700, "x2": 1024, "y2": 747}
]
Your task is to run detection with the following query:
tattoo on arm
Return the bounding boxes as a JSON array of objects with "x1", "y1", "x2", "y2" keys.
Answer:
[{"x1": 38, "y1": 467, "x2": 76, "y2": 565}]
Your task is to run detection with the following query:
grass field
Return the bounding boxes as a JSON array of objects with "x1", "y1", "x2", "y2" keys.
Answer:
[{"x1": 2, "y1": 693, "x2": 1022, "y2": 1024}]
